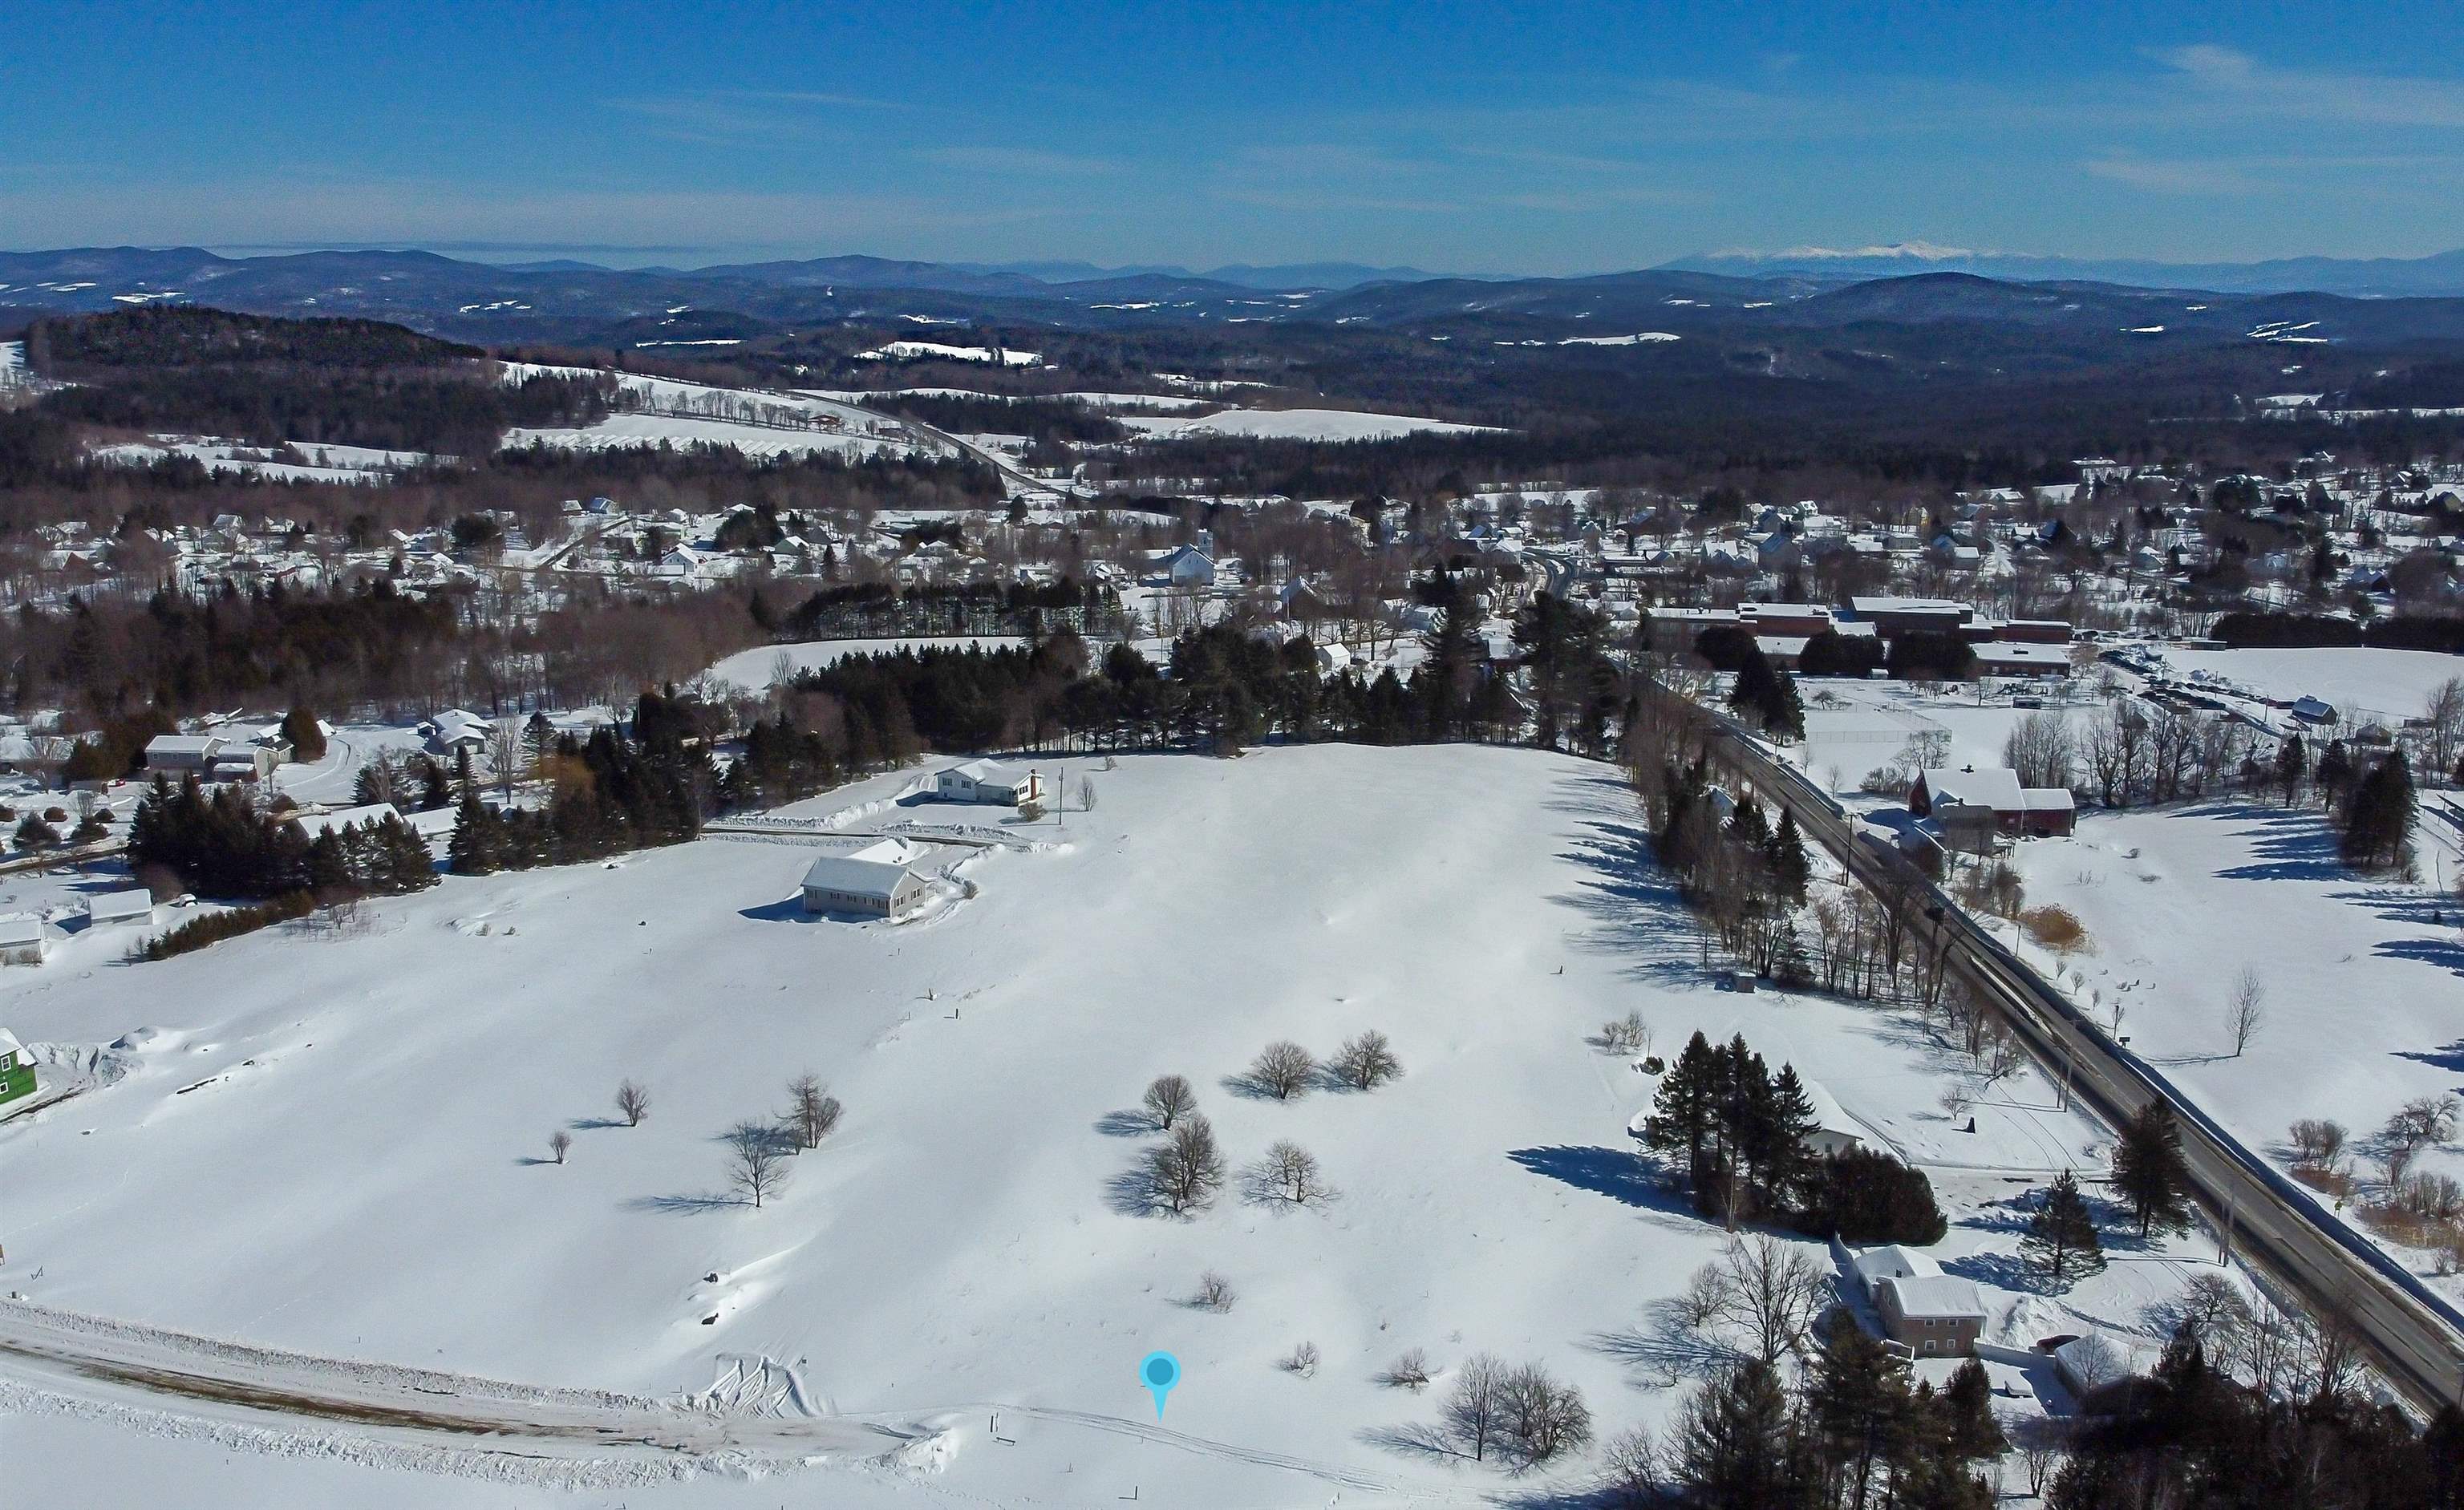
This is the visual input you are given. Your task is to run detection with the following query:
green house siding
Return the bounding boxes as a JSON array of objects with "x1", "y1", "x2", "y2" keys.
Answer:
[{"x1": 0, "y1": 1055, "x2": 34, "y2": 1105}]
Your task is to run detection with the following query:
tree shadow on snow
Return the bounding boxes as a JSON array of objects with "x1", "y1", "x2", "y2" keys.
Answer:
[
  {"x1": 1355, "y1": 1421, "x2": 1462, "y2": 1463},
  {"x1": 1092, "y1": 1109, "x2": 1156, "y2": 1137},
  {"x1": 2209, "y1": 808, "x2": 2347, "y2": 883},
  {"x1": 2395, "y1": 1039, "x2": 2464, "y2": 1078},
  {"x1": 626, "y1": 1192, "x2": 743, "y2": 1215},
  {"x1": 1586, "y1": 1297, "x2": 1741, "y2": 1391},
  {"x1": 1506, "y1": 1146, "x2": 1695, "y2": 1225},
  {"x1": 1943, "y1": 1252, "x2": 2037, "y2": 1292},
  {"x1": 1546, "y1": 820, "x2": 1711, "y2": 988},
  {"x1": 1102, "y1": 1164, "x2": 1165, "y2": 1217},
  {"x1": 2377, "y1": 937, "x2": 2464, "y2": 980}
]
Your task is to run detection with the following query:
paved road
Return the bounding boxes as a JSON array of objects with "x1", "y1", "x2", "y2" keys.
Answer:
[{"x1": 1689, "y1": 702, "x2": 2464, "y2": 1411}]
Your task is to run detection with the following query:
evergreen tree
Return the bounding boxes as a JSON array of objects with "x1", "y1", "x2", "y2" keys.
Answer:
[
  {"x1": 1645, "y1": 1030, "x2": 1720, "y2": 1183},
  {"x1": 448, "y1": 783, "x2": 499, "y2": 876},
  {"x1": 1672, "y1": 1360, "x2": 1815, "y2": 1510},
  {"x1": 280, "y1": 705, "x2": 326, "y2": 763},
  {"x1": 1808, "y1": 1321, "x2": 1913, "y2": 1510},
  {"x1": 2273, "y1": 732, "x2": 2306, "y2": 807},
  {"x1": 1762, "y1": 1063, "x2": 1822, "y2": 1206},
  {"x1": 2020, "y1": 1170, "x2": 2106, "y2": 1291},
  {"x1": 2315, "y1": 737, "x2": 2354, "y2": 811},
  {"x1": 1767, "y1": 807, "x2": 1811, "y2": 905},
  {"x1": 2342, "y1": 751, "x2": 2417, "y2": 871},
  {"x1": 2113, "y1": 1103, "x2": 2194, "y2": 1237},
  {"x1": 1937, "y1": 1359, "x2": 2006, "y2": 1463}
]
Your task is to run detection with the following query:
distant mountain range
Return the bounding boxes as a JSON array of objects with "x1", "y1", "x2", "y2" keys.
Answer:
[
  {"x1": 1658, "y1": 242, "x2": 2464, "y2": 299},
  {"x1": 11, "y1": 245, "x2": 2464, "y2": 361}
]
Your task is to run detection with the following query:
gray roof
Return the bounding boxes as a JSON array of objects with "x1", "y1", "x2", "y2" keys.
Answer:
[{"x1": 801, "y1": 838, "x2": 922, "y2": 901}]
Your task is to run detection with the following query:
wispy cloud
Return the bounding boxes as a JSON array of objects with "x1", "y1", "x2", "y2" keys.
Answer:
[
  {"x1": 915, "y1": 146, "x2": 1123, "y2": 176},
  {"x1": 602, "y1": 88, "x2": 903, "y2": 146},
  {"x1": 2148, "y1": 44, "x2": 2464, "y2": 129}
]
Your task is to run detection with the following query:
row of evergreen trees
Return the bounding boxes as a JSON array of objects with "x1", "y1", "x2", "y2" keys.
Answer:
[{"x1": 128, "y1": 773, "x2": 433, "y2": 901}]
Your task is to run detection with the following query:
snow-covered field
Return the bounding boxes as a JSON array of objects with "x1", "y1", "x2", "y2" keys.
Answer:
[
  {"x1": 90, "y1": 435, "x2": 435, "y2": 484},
  {"x1": 500, "y1": 365, "x2": 934, "y2": 463},
  {"x1": 2008, "y1": 798, "x2": 2464, "y2": 1281},
  {"x1": 1120, "y1": 407, "x2": 1500, "y2": 443},
  {"x1": 703, "y1": 636, "x2": 1030, "y2": 690},
  {"x1": 857, "y1": 341, "x2": 1040, "y2": 366},
  {"x1": 1, "y1": 746, "x2": 2219, "y2": 1504},
  {"x1": 2145, "y1": 646, "x2": 2462, "y2": 728}
]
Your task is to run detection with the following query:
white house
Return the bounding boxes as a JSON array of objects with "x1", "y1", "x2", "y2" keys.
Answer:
[
  {"x1": 800, "y1": 838, "x2": 929, "y2": 919},
  {"x1": 144, "y1": 734, "x2": 225, "y2": 773},
  {"x1": 934, "y1": 759, "x2": 1044, "y2": 807},
  {"x1": 1157, "y1": 544, "x2": 1216, "y2": 586},
  {"x1": 1796, "y1": 1075, "x2": 1865, "y2": 1158},
  {"x1": 424, "y1": 708, "x2": 492, "y2": 755},
  {"x1": 85, "y1": 889, "x2": 156, "y2": 928}
]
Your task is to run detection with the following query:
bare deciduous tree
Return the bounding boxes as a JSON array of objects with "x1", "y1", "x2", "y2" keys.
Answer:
[
  {"x1": 1252, "y1": 1140, "x2": 1334, "y2": 1204},
  {"x1": 1146, "y1": 1115, "x2": 1226, "y2": 1214},
  {"x1": 1142, "y1": 1073, "x2": 1196, "y2": 1130},
  {"x1": 785, "y1": 1074, "x2": 843, "y2": 1149},
  {"x1": 1599, "y1": 1423, "x2": 1660, "y2": 1506},
  {"x1": 1600, "y1": 1010, "x2": 1650, "y2": 1056},
  {"x1": 2381, "y1": 1094, "x2": 2459, "y2": 1182},
  {"x1": 2289, "y1": 1117, "x2": 2347, "y2": 1170},
  {"x1": 1194, "y1": 1270, "x2": 1236, "y2": 1312},
  {"x1": 1328, "y1": 1030, "x2": 1403, "y2": 1091},
  {"x1": 726, "y1": 1120, "x2": 792, "y2": 1208},
  {"x1": 615, "y1": 1079, "x2": 650, "y2": 1127},
  {"x1": 2227, "y1": 967, "x2": 2267, "y2": 1056},
  {"x1": 1250, "y1": 1040, "x2": 1316, "y2": 1099},
  {"x1": 1693, "y1": 1235, "x2": 1826, "y2": 1365},
  {"x1": 549, "y1": 1129, "x2": 571, "y2": 1164},
  {"x1": 1444, "y1": 1351, "x2": 1509, "y2": 1462},
  {"x1": 1382, "y1": 1347, "x2": 1431, "y2": 1390},
  {"x1": 1279, "y1": 1340, "x2": 1320, "y2": 1377},
  {"x1": 1499, "y1": 1362, "x2": 1593, "y2": 1464}
]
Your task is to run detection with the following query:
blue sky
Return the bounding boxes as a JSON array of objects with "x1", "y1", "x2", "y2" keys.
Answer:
[{"x1": 8, "y1": 2, "x2": 2464, "y2": 272}]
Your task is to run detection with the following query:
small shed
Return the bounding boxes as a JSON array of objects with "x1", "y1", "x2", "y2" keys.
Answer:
[
  {"x1": 87, "y1": 889, "x2": 156, "y2": 928},
  {"x1": 0, "y1": 913, "x2": 51, "y2": 961}
]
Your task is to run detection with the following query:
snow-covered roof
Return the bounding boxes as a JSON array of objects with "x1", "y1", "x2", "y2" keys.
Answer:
[
  {"x1": 1851, "y1": 1244, "x2": 1943, "y2": 1285},
  {"x1": 86, "y1": 888, "x2": 153, "y2": 923},
  {"x1": 1919, "y1": 765, "x2": 2026, "y2": 813},
  {"x1": 288, "y1": 802, "x2": 403, "y2": 840},
  {"x1": 0, "y1": 913, "x2": 45, "y2": 947},
  {"x1": 1878, "y1": 1273, "x2": 1986, "y2": 1321},
  {"x1": 1796, "y1": 1075, "x2": 1860, "y2": 1138},
  {"x1": 801, "y1": 838, "x2": 923, "y2": 901},
  {"x1": 944, "y1": 759, "x2": 1027, "y2": 787},
  {"x1": 145, "y1": 734, "x2": 222, "y2": 759},
  {"x1": 0, "y1": 1026, "x2": 22, "y2": 1060}
]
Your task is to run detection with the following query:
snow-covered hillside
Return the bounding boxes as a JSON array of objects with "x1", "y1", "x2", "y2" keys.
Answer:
[
  {"x1": 2, "y1": 746, "x2": 2215, "y2": 1505},
  {"x1": 1120, "y1": 407, "x2": 1500, "y2": 442}
]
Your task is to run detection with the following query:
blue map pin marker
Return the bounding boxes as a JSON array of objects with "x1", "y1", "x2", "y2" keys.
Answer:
[{"x1": 1139, "y1": 1350, "x2": 1181, "y2": 1419}]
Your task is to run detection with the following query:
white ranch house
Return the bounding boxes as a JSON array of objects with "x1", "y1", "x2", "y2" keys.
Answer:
[
  {"x1": 800, "y1": 837, "x2": 930, "y2": 920},
  {"x1": 935, "y1": 760, "x2": 1044, "y2": 807}
]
